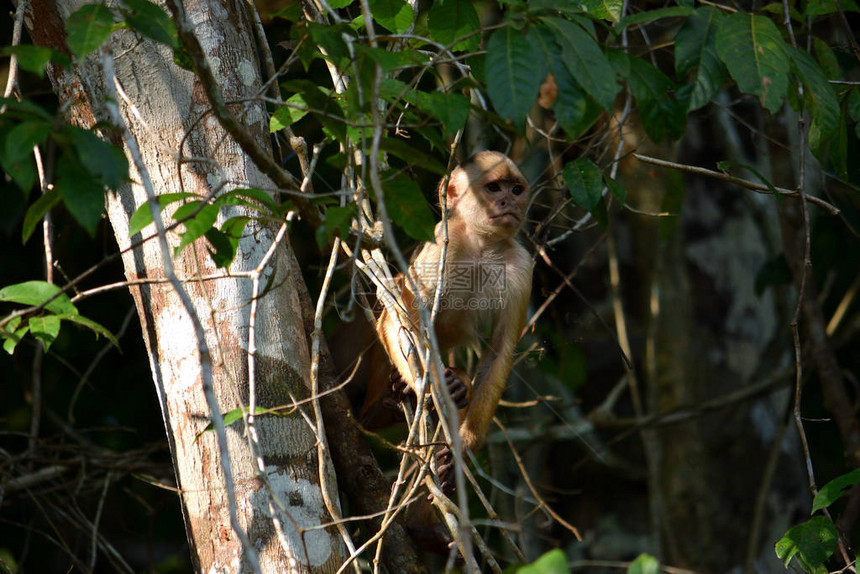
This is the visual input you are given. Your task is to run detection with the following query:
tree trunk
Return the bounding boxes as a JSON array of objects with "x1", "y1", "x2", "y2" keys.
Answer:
[{"x1": 26, "y1": 0, "x2": 347, "y2": 571}]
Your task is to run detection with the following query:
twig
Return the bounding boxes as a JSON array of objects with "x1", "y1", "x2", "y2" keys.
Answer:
[{"x1": 633, "y1": 153, "x2": 839, "y2": 215}]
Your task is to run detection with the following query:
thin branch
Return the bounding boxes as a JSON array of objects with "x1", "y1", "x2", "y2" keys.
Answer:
[{"x1": 633, "y1": 153, "x2": 839, "y2": 215}]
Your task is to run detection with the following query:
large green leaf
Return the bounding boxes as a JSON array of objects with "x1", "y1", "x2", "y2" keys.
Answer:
[
  {"x1": 428, "y1": 0, "x2": 480, "y2": 52},
  {"x1": 485, "y1": 25, "x2": 548, "y2": 130},
  {"x1": 540, "y1": 18, "x2": 618, "y2": 111},
  {"x1": 790, "y1": 47, "x2": 840, "y2": 159},
  {"x1": 65, "y1": 3, "x2": 114, "y2": 59},
  {"x1": 627, "y1": 57, "x2": 687, "y2": 142},
  {"x1": 674, "y1": 7, "x2": 727, "y2": 111},
  {"x1": 172, "y1": 201, "x2": 220, "y2": 255},
  {"x1": 1, "y1": 46, "x2": 69, "y2": 77},
  {"x1": 715, "y1": 12, "x2": 789, "y2": 113},
  {"x1": 381, "y1": 172, "x2": 436, "y2": 241}
]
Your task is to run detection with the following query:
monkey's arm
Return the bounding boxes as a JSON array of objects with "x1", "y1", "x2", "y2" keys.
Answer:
[{"x1": 459, "y1": 272, "x2": 532, "y2": 451}]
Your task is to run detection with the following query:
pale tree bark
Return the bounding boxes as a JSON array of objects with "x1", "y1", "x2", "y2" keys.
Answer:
[{"x1": 25, "y1": 0, "x2": 349, "y2": 571}]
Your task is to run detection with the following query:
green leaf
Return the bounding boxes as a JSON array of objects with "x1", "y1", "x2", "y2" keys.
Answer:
[
  {"x1": 128, "y1": 192, "x2": 196, "y2": 237},
  {"x1": 65, "y1": 3, "x2": 114, "y2": 59},
  {"x1": 379, "y1": 138, "x2": 447, "y2": 174},
  {"x1": 540, "y1": 18, "x2": 619, "y2": 111},
  {"x1": 790, "y1": 47, "x2": 840, "y2": 160},
  {"x1": 173, "y1": 202, "x2": 220, "y2": 255},
  {"x1": 485, "y1": 25, "x2": 549, "y2": 130},
  {"x1": 381, "y1": 173, "x2": 436, "y2": 241},
  {"x1": 515, "y1": 548, "x2": 569, "y2": 573},
  {"x1": 29, "y1": 315, "x2": 61, "y2": 351},
  {"x1": 0, "y1": 281, "x2": 78, "y2": 315},
  {"x1": 674, "y1": 7, "x2": 728, "y2": 111},
  {"x1": 775, "y1": 515, "x2": 838, "y2": 570},
  {"x1": 604, "y1": 174, "x2": 627, "y2": 204},
  {"x1": 580, "y1": 0, "x2": 623, "y2": 22},
  {"x1": 59, "y1": 313, "x2": 120, "y2": 348},
  {"x1": 121, "y1": 0, "x2": 179, "y2": 48},
  {"x1": 5, "y1": 120, "x2": 51, "y2": 164},
  {"x1": 715, "y1": 12, "x2": 789, "y2": 113},
  {"x1": 812, "y1": 469, "x2": 860, "y2": 513},
  {"x1": 803, "y1": 0, "x2": 860, "y2": 18},
  {"x1": 206, "y1": 215, "x2": 250, "y2": 268},
  {"x1": 2, "y1": 45, "x2": 70, "y2": 76},
  {"x1": 563, "y1": 158, "x2": 603, "y2": 212},
  {"x1": 627, "y1": 57, "x2": 686, "y2": 141},
  {"x1": 367, "y1": 0, "x2": 414, "y2": 33},
  {"x1": 2, "y1": 317, "x2": 29, "y2": 355},
  {"x1": 618, "y1": 6, "x2": 695, "y2": 31},
  {"x1": 407, "y1": 91, "x2": 471, "y2": 138},
  {"x1": 67, "y1": 126, "x2": 129, "y2": 190},
  {"x1": 280, "y1": 80, "x2": 346, "y2": 143},
  {"x1": 217, "y1": 188, "x2": 281, "y2": 215},
  {"x1": 627, "y1": 554, "x2": 659, "y2": 574},
  {"x1": 428, "y1": 0, "x2": 481, "y2": 52},
  {"x1": 315, "y1": 205, "x2": 353, "y2": 248},
  {"x1": 21, "y1": 189, "x2": 63, "y2": 243},
  {"x1": 54, "y1": 154, "x2": 106, "y2": 237},
  {"x1": 270, "y1": 93, "x2": 310, "y2": 131}
]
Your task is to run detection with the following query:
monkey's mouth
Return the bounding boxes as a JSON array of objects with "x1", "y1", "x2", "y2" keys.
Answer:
[{"x1": 491, "y1": 212, "x2": 521, "y2": 224}]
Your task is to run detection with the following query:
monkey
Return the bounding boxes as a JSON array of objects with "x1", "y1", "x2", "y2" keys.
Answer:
[
  {"x1": 330, "y1": 151, "x2": 532, "y2": 553},
  {"x1": 374, "y1": 150, "x2": 533, "y2": 458}
]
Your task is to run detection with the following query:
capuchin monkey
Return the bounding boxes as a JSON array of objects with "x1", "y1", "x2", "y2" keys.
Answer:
[{"x1": 332, "y1": 151, "x2": 532, "y2": 549}]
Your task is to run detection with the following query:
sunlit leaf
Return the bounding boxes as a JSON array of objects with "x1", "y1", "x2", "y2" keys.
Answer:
[
  {"x1": 367, "y1": 0, "x2": 413, "y2": 33},
  {"x1": 515, "y1": 548, "x2": 569, "y2": 573},
  {"x1": 128, "y1": 192, "x2": 196, "y2": 237},
  {"x1": 627, "y1": 554, "x2": 659, "y2": 574},
  {"x1": 0, "y1": 281, "x2": 78, "y2": 316},
  {"x1": 775, "y1": 516, "x2": 838, "y2": 571},
  {"x1": 812, "y1": 469, "x2": 860, "y2": 513}
]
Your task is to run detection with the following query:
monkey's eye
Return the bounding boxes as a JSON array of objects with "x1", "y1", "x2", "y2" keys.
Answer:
[
  {"x1": 486, "y1": 182, "x2": 501, "y2": 192},
  {"x1": 512, "y1": 185, "x2": 524, "y2": 195}
]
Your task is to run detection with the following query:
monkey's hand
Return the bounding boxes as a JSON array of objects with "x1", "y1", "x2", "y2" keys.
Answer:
[
  {"x1": 435, "y1": 444, "x2": 456, "y2": 496},
  {"x1": 444, "y1": 367, "x2": 469, "y2": 410}
]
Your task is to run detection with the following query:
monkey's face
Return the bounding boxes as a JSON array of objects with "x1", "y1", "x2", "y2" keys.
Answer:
[{"x1": 449, "y1": 152, "x2": 530, "y2": 239}]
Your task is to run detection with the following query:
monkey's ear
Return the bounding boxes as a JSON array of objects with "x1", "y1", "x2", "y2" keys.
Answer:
[{"x1": 439, "y1": 170, "x2": 463, "y2": 209}]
